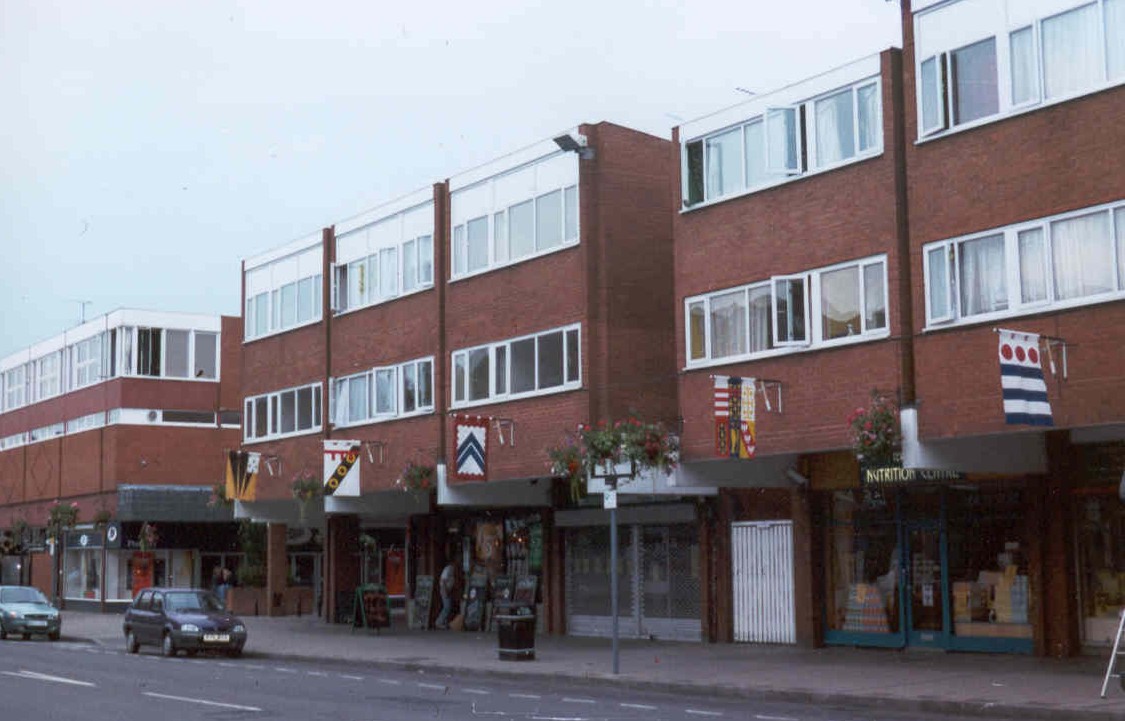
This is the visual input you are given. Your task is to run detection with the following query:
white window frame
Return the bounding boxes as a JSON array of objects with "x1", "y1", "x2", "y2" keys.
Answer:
[
  {"x1": 684, "y1": 255, "x2": 891, "y2": 369},
  {"x1": 914, "y1": 0, "x2": 1125, "y2": 143},
  {"x1": 923, "y1": 198, "x2": 1125, "y2": 328},
  {"x1": 450, "y1": 324, "x2": 582, "y2": 408},
  {"x1": 450, "y1": 184, "x2": 580, "y2": 281},
  {"x1": 243, "y1": 381, "x2": 322, "y2": 443},
  {"x1": 243, "y1": 252, "x2": 323, "y2": 342},
  {"x1": 329, "y1": 356, "x2": 436, "y2": 429},
  {"x1": 332, "y1": 233, "x2": 435, "y2": 316},
  {"x1": 35, "y1": 352, "x2": 61, "y2": 402},
  {"x1": 3, "y1": 365, "x2": 27, "y2": 411}
]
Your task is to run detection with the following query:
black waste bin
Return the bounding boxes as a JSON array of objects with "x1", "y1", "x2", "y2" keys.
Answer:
[{"x1": 496, "y1": 606, "x2": 535, "y2": 661}]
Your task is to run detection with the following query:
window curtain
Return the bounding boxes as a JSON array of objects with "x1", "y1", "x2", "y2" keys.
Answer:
[
  {"x1": 688, "y1": 302, "x2": 707, "y2": 360},
  {"x1": 863, "y1": 263, "x2": 887, "y2": 330},
  {"x1": 857, "y1": 84, "x2": 879, "y2": 152},
  {"x1": 706, "y1": 129, "x2": 741, "y2": 198},
  {"x1": 1018, "y1": 228, "x2": 1049, "y2": 303},
  {"x1": 743, "y1": 121, "x2": 767, "y2": 187},
  {"x1": 1010, "y1": 27, "x2": 1038, "y2": 104},
  {"x1": 748, "y1": 286, "x2": 772, "y2": 352},
  {"x1": 1052, "y1": 212, "x2": 1113, "y2": 299},
  {"x1": 959, "y1": 234, "x2": 1007, "y2": 316},
  {"x1": 1116, "y1": 208, "x2": 1125, "y2": 290},
  {"x1": 920, "y1": 56, "x2": 942, "y2": 133},
  {"x1": 709, "y1": 290, "x2": 747, "y2": 358},
  {"x1": 1042, "y1": 3, "x2": 1101, "y2": 99},
  {"x1": 333, "y1": 381, "x2": 349, "y2": 427},
  {"x1": 815, "y1": 89, "x2": 854, "y2": 166},
  {"x1": 951, "y1": 37, "x2": 998, "y2": 124},
  {"x1": 820, "y1": 266, "x2": 860, "y2": 339},
  {"x1": 1108, "y1": 0, "x2": 1125, "y2": 80}
]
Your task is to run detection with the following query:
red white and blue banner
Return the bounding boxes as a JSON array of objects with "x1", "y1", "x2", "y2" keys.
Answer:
[
  {"x1": 714, "y1": 375, "x2": 756, "y2": 459},
  {"x1": 454, "y1": 415, "x2": 488, "y2": 481},
  {"x1": 997, "y1": 329, "x2": 1053, "y2": 427}
]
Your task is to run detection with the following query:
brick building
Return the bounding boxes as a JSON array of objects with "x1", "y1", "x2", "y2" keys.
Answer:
[
  {"x1": 235, "y1": 123, "x2": 688, "y2": 632},
  {"x1": 670, "y1": 0, "x2": 1125, "y2": 656},
  {"x1": 0, "y1": 309, "x2": 242, "y2": 610}
]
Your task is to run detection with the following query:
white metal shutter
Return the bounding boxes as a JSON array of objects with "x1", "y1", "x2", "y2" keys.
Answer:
[{"x1": 732, "y1": 520, "x2": 796, "y2": 644}]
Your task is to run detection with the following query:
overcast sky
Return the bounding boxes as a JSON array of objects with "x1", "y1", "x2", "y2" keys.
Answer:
[{"x1": 0, "y1": 0, "x2": 902, "y2": 359}]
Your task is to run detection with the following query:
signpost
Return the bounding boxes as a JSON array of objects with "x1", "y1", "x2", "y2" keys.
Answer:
[{"x1": 593, "y1": 459, "x2": 636, "y2": 676}]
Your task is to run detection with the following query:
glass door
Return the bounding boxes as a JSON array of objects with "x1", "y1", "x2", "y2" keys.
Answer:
[{"x1": 905, "y1": 522, "x2": 948, "y2": 647}]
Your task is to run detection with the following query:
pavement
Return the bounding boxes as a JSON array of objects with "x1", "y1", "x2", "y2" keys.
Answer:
[{"x1": 57, "y1": 610, "x2": 1125, "y2": 720}]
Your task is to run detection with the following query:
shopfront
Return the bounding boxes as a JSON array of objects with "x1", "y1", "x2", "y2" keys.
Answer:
[
  {"x1": 1072, "y1": 441, "x2": 1125, "y2": 647},
  {"x1": 822, "y1": 467, "x2": 1035, "y2": 654},
  {"x1": 559, "y1": 503, "x2": 702, "y2": 642}
]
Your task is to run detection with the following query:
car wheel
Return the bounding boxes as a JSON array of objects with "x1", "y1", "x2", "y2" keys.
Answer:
[
  {"x1": 48, "y1": 631, "x2": 60, "y2": 641},
  {"x1": 125, "y1": 630, "x2": 139, "y2": 654},
  {"x1": 22, "y1": 633, "x2": 31, "y2": 641},
  {"x1": 185, "y1": 650, "x2": 198, "y2": 658},
  {"x1": 161, "y1": 632, "x2": 177, "y2": 657},
  {"x1": 0, "y1": 622, "x2": 7, "y2": 640}
]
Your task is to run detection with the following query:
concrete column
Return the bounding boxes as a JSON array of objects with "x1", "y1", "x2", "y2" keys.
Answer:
[
  {"x1": 325, "y1": 514, "x2": 359, "y2": 624},
  {"x1": 266, "y1": 523, "x2": 287, "y2": 617}
]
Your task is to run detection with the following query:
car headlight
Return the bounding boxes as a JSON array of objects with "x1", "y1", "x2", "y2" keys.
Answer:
[
  {"x1": 232, "y1": 624, "x2": 245, "y2": 633},
  {"x1": 6, "y1": 610, "x2": 22, "y2": 619},
  {"x1": 180, "y1": 623, "x2": 201, "y2": 633}
]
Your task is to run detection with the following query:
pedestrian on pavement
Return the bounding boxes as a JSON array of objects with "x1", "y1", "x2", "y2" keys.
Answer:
[
  {"x1": 435, "y1": 557, "x2": 458, "y2": 629},
  {"x1": 216, "y1": 567, "x2": 232, "y2": 607}
]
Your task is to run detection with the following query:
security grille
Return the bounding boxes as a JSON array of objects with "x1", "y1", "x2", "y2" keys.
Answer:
[{"x1": 732, "y1": 521, "x2": 796, "y2": 644}]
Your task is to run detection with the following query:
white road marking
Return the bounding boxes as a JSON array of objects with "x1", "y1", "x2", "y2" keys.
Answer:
[
  {"x1": 685, "y1": 711, "x2": 723, "y2": 717},
  {"x1": 217, "y1": 662, "x2": 238, "y2": 668},
  {"x1": 2, "y1": 670, "x2": 96, "y2": 688},
  {"x1": 754, "y1": 716, "x2": 798, "y2": 721},
  {"x1": 340, "y1": 674, "x2": 364, "y2": 680},
  {"x1": 510, "y1": 692, "x2": 541, "y2": 699},
  {"x1": 417, "y1": 682, "x2": 446, "y2": 690},
  {"x1": 307, "y1": 671, "x2": 329, "y2": 677},
  {"x1": 274, "y1": 667, "x2": 297, "y2": 673},
  {"x1": 244, "y1": 663, "x2": 266, "y2": 670},
  {"x1": 142, "y1": 691, "x2": 262, "y2": 712},
  {"x1": 562, "y1": 697, "x2": 596, "y2": 704},
  {"x1": 621, "y1": 703, "x2": 658, "y2": 710},
  {"x1": 378, "y1": 678, "x2": 402, "y2": 685},
  {"x1": 462, "y1": 688, "x2": 490, "y2": 695}
]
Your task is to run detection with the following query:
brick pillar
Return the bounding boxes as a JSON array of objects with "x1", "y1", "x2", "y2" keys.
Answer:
[
  {"x1": 266, "y1": 523, "x2": 288, "y2": 617},
  {"x1": 325, "y1": 514, "x2": 359, "y2": 624}
]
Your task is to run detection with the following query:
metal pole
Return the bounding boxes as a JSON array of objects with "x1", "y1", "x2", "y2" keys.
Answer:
[{"x1": 610, "y1": 501, "x2": 619, "y2": 675}]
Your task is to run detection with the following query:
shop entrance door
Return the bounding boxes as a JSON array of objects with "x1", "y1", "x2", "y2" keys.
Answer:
[{"x1": 904, "y1": 523, "x2": 948, "y2": 648}]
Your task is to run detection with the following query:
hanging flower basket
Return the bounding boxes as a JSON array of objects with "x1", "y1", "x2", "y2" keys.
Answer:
[
  {"x1": 547, "y1": 416, "x2": 680, "y2": 502},
  {"x1": 46, "y1": 501, "x2": 79, "y2": 540},
  {"x1": 291, "y1": 475, "x2": 322, "y2": 503},
  {"x1": 846, "y1": 391, "x2": 900, "y2": 466},
  {"x1": 394, "y1": 461, "x2": 435, "y2": 492},
  {"x1": 92, "y1": 509, "x2": 112, "y2": 529},
  {"x1": 208, "y1": 481, "x2": 234, "y2": 509},
  {"x1": 138, "y1": 522, "x2": 159, "y2": 552}
]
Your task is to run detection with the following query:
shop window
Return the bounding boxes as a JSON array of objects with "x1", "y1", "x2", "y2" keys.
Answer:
[{"x1": 825, "y1": 489, "x2": 901, "y2": 636}]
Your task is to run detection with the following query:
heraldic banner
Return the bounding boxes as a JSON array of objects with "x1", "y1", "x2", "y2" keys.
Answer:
[
  {"x1": 324, "y1": 440, "x2": 362, "y2": 496},
  {"x1": 225, "y1": 450, "x2": 260, "y2": 502},
  {"x1": 454, "y1": 415, "x2": 488, "y2": 481},
  {"x1": 714, "y1": 375, "x2": 756, "y2": 459}
]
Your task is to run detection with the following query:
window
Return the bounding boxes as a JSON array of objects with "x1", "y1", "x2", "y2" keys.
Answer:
[
  {"x1": 243, "y1": 382, "x2": 322, "y2": 442},
  {"x1": 451, "y1": 176, "x2": 580, "y2": 278},
  {"x1": 329, "y1": 358, "x2": 434, "y2": 427},
  {"x1": 683, "y1": 77, "x2": 881, "y2": 207},
  {"x1": 917, "y1": 0, "x2": 1125, "y2": 139},
  {"x1": 334, "y1": 232, "x2": 434, "y2": 313},
  {"x1": 925, "y1": 200, "x2": 1125, "y2": 326},
  {"x1": 3, "y1": 366, "x2": 26, "y2": 410},
  {"x1": 451, "y1": 325, "x2": 581, "y2": 406},
  {"x1": 130, "y1": 328, "x2": 218, "y2": 380},
  {"x1": 36, "y1": 352, "x2": 61, "y2": 400},
  {"x1": 72, "y1": 334, "x2": 103, "y2": 389},
  {"x1": 685, "y1": 256, "x2": 888, "y2": 365},
  {"x1": 137, "y1": 328, "x2": 162, "y2": 377},
  {"x1": 244, "y1": 245, "x2": 322, "y2": 340},
  {"x1": 193, "y1": 332, "x2": 218, "y2": 379},
  {"x1": 165, "y1": 330, "x2": 190, "y2": 378},
  {"x1": 162, "y1": 410, "x2": 216, "y2": 425}
]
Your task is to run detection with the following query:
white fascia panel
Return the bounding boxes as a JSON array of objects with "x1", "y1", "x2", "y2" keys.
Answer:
[
  {"x1": 244, "y1": 230, "x2": 323, "y2": 271},
  {"x1": 401, "y1": 202, "x2": 435, "y2": 240},
  {"x1": 680, "y1": 53, "x2": 884, "y2": 142},
  {"x1": 117, "y1": 309, "x2": 223, "y2": 332},
  {"x1": 451, "y1": 182, "x2": 494, "y2": 227},
  {"x1": 335, "y1": 226, "x2": 370, "y2": 266},
  {"x1": 335, "y1": 186, "x2": 434, "y2": 238},
  {"x1": 367, "y1": 215, "x2": 399, "y2": 249},
  {"x1": 0, "y1": 348, "x2": 32, "y2": 374},
  {"x1": 448, "y1": 133, "x2": 573, "y2": 192},
  {"x1": 916, "y1": 0, "x2": 1002, "y2": 59}
]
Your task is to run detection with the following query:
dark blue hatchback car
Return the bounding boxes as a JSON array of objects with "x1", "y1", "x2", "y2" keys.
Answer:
[{"x1": 123, "y1": 588, "x2": 246, "y2": 657}]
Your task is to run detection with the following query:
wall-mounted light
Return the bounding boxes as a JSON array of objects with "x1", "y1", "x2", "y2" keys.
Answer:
[{"x1": 553, "y1": 131, "x2": 594, "y2": 160}]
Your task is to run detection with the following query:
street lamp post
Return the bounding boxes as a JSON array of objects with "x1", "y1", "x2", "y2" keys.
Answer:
[{"x1": 593, "y1": 459, "x2": 633, "y2": 676}]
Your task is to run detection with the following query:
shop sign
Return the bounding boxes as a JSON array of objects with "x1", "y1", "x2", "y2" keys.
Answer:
[
  {"x1": 64, "y1": 529, "x2": 104, "y2": 549},
  {"x1": 105, "y1": 522, "x2": 122, "y2": 549},
  {"x1": 860, "y1": 455, "x2": 964, "y2": 487}
]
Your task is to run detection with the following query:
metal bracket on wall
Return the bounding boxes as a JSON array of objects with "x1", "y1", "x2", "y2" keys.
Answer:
[
  {"x1": 262, "y1": 455, "x2": 281, "y2": 477},
  {"x1": 362, "y1": 440, "x2": 387, "y2": 465},
  {"x1": 757, "y1": 379, "x2": 783, "y2": 413},
  {"x1": 1042, "y1": 336, "x2": 1069, "y2": 380},
  {"x1": 491, "y1": 418, "x2": 515, "y2": 447}
]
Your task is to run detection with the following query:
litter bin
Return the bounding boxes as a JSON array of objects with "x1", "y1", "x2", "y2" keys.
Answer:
[{"x1": 496, "y1": 606, "x2": 535, "y2": 661}]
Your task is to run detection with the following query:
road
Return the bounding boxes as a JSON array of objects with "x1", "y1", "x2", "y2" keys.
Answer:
[{"x1": 1, "y1": 636, "x2": 1023, "y2": 721}]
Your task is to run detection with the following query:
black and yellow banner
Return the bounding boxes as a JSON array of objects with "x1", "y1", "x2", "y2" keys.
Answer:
[{"x1": 225, "y1": 450, "x2": 260, "y2": 502}]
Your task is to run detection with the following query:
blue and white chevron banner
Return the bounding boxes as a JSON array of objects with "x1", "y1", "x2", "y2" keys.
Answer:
[
  {"x1": 454, "y1": 416, "x2": 488, "y2": 481},
  {"x1": 997, "y1": 329, "x2": 1053, "y2": 427}
]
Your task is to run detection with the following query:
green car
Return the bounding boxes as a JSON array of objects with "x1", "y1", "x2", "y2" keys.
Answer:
[{"x1": 0, "y1": 586, "x2": 61, "y2": 641}]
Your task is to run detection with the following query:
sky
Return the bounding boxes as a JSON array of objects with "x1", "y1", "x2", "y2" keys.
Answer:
[{"x1": 0, "y1": 0, "x2": 902, "y2": 359}]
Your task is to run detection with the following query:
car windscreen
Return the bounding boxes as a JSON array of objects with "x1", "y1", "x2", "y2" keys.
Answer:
[
  {"x1": 164, "y1": 591, "x2": 223, "y2": 613},
  {"x1": 0, "y1": 587, "x2": 48, "y2": 604}
]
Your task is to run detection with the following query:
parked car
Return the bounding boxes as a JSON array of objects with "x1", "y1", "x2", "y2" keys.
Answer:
[
  {"x1": 123, "y1": 587, "x2": 246, "y2": 657},
  {"x1": 0, "y1": 585, "x2": 61, "y2": 641}
]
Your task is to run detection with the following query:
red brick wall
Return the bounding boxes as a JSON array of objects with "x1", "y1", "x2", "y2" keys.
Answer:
[
  {"x1": 106, "y1": 425, "x2": 238, "y2": 488},
  {"x1": 673, "y1": 51, "x2": 910, "y2": 460}
]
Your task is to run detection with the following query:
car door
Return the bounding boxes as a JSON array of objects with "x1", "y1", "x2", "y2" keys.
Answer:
[
  {"x1": 150, "y1": 592, "x2": 168, "y2": 641},
  {"x1": 131, "y1": 590, "x2": 154, "y2": 644}
]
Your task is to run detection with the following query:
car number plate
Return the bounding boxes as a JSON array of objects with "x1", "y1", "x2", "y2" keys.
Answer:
[
  {"x1": 29, "y1": 621, "x2": 47, "y2": 627},
  {"x1": 202, "y1": 634, "x2": 230, "y2": 643}
]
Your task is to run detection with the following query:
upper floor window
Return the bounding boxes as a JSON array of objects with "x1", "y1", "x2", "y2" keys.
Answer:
[
  {"x1": 35, "y1": 352, "x2": 61, "y2": 401},
  {"x1": 330, "y1": 357, "x2": 434, "y2": 427},
  {"x1": 134, "y1": 328, "x2": 218, "y2": 379},
  {"x1": 3, "y1": 366, "x2": 26, "y2": 411},
  {"x1": 916, "y1": 0, "x2": 1125, "y2": 138},
  {"x1": 683, "y1": 77, "x2": 882, "y2": 207},
  {"x1": 243, "y1": 381, "x2": 322, "y2": 443},
  {"x1": 924, "y1": 199, "x2": 1125, "y2": 326},
  {"x1": 685, "y1": 256, "x2": 888, "y2": 365},
  {"x1": 244, "y1": 245, "x2": 322, "y2": 341},
  {"x1": 451, "y1": 153, "x2": 579, "y2": 279},
  {"x1": 71, "y1": 334, "x2": 104, "y2": 389},
  {"x1": 332, "y1": 202, "x2": 434, "y2": 314},
  {"x1": 451, "y1": 324, "x2": 581, "y2": 406}
]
